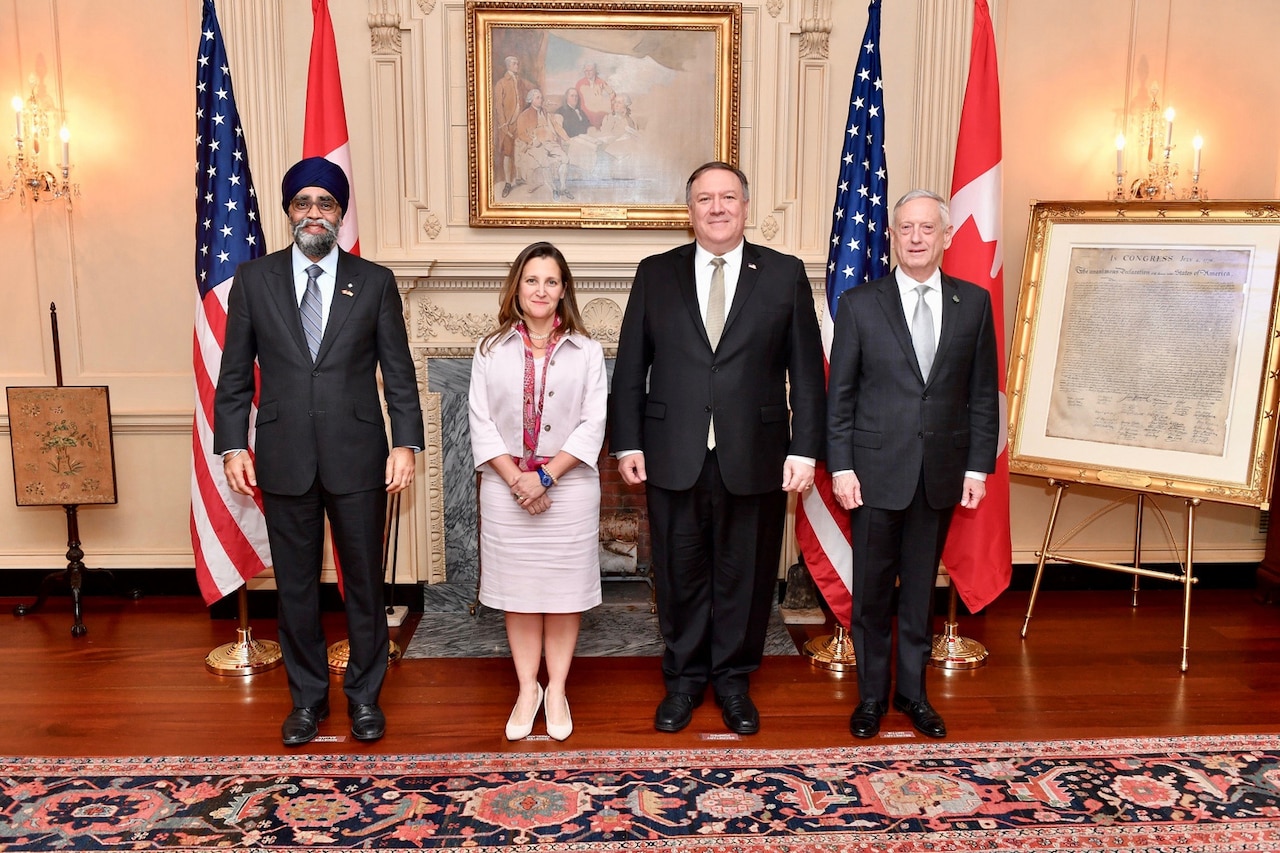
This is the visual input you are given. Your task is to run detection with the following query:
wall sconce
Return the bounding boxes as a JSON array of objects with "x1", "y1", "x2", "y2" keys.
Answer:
[
  {"x1": 1, "y1": 80, "x2": 79, "y2": 209},
  {"x1": 1112, "y1": 85, "x2": 1205, "y2": 202}
]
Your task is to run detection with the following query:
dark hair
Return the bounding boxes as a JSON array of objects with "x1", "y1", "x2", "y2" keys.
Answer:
[
  {"x1": 685, "y1": 161, "x2": 750, "y2": 205},
  {"x1": 479, "y1": 242, "x2": 589, "y2": 354}
]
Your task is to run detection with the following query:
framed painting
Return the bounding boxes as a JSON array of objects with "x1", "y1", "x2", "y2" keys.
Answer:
[
  {"x1": 1007, "y1": 200, "x2": 1280, "y2": 508},
  {"x1": 7, "y1": 385, "x2": 117, "y2": 507},
  {"x1": 466, "y1": 0, "x2": 741, "y2": 228}
]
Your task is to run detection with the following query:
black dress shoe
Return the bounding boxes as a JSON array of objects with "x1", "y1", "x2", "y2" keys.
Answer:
[
  {"x1": 654, "y1": 692, "x2": 703, "y2": 732},
  {"x1": 849, "y1": 700, "x2": 885, "y2": 739},
  {"x1": 892, "y1": 693, "x2": 947, "y2": 738},
  {"x1": 716, "y1": 693, "x2": 760, "y2": 735},
  {"x1": 282, "y1": 702, "x2": 329, "y2": 746},
  {"x1": 349, "y1": 702, "x2": 386, "y2": 742}
]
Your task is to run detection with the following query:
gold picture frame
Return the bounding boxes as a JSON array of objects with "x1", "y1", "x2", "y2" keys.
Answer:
[
  {"x1": 7, "y1": 385, "x2": 117, "y2": 507},
  {"x1": 466, "y1": 0, "x2": 741, "y2": 228},
  {"x1": 1007, "y1": 200, "x2": 1280, "y2": 509}
]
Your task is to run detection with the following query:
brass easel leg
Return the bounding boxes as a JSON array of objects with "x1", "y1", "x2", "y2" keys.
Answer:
[
  {"x1": 1131, "y1": 494, "x2": 1145, "y2": 607},
  {"x1": 930, "y1": 584, "x2": 989, "y2": 669},
  {"x1": 804, "y1": 623, "x2": 856, "y2": 672},
  {"x1": 205, "y1": 586, "x2": 283, "y2": 676},
  {"x1": 1022, "y1": 481, "x2": 1067, "y2": 638},
  {"x1": 1180, "y1": 499, "x2": 1199, "y2": 672}
]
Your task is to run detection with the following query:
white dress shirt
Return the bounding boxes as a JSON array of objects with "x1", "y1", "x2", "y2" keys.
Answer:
[{"x1": 292, "y1": 244, "x2": 339, "y2": 332}]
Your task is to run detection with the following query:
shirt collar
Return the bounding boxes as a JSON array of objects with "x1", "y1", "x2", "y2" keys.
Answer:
[
  {"x1": 894, "y1": 265, "x2": 942, "y2": 295},
  {"x1": 292, "y1": 244, "x2": 339, "y2": 278},
  {"x1": 694, "y1": 239, "x2": 745, "y2": 268}
]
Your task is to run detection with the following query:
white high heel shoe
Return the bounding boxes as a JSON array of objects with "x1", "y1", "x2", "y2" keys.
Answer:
[
  {"x1": 545, "y1": 692, "x2": 573, "y2": 741},
  {"x1": 505, "y1": 684, "x2": 543, "y2": 741}
]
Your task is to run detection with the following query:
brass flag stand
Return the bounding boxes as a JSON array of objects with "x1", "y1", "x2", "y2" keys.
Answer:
[
  {"x1": 205, "y1": 586, "x2": 282, "y2": 675},
  {"x1": 328, "y1": 492, "x2": 404, "y2": 673},
  {"x1": 930, "y1": 583, "x2": 989, "y2": 670},
  {"x1": 803, "y1": 625, "x2": 856, "y2": 672}
]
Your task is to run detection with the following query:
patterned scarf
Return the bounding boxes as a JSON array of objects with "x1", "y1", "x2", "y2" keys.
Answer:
[{"x1": 513, "y1": 319, "x2": 562, "y2": 471}]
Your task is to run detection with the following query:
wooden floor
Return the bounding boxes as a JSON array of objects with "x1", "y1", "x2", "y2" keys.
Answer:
[{"x1": 3, "y1": 584, "x2": 1279, "y2": 757}]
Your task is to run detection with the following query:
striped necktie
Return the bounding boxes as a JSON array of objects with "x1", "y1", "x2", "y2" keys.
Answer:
[{"x1": 300, "y1": 264, "x2": 324, "y2": 362}]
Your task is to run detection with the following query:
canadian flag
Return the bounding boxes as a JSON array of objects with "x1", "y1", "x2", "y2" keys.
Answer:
[
  {"x1": 303, "y1": 0, "x2": 358, "y2": 595},
  {"x1": 940, "y1": 0, "x2": 1012, "y2": 612},
  {"x1": 304, "y1": 0, "x2": 359, "y2": 256}
]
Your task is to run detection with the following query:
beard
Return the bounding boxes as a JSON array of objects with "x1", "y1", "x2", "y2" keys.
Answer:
[{"x1": 293, "y1": 216, "x2": 341, "y2": 258}]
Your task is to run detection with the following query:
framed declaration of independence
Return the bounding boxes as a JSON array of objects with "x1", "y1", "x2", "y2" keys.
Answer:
[
  {"x1": 1007, "y1": 200, "x2": 1280, "y2": 508},
  {"x1": 465, "y1": 0, "x2": 741, "y2": 228}
]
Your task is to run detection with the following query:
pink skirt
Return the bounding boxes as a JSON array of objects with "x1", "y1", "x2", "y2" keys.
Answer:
[{"x1": 477, "y1": 463, "x2": 602, "y2": 613}]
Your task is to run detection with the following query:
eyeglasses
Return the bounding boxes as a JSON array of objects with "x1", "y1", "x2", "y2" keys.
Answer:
[{"x1": 290, "y1": 196, "x2": 339, "y2": 214}]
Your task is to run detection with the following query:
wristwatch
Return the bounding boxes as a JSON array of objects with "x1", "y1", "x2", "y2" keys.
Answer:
[{"x1": 537, "y1": 467, "x2": 555, "y2": 488}]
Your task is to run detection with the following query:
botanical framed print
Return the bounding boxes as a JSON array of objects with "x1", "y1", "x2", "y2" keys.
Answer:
[{"x1": 7, "y1": 385, "x2": 117, "y2": 507}]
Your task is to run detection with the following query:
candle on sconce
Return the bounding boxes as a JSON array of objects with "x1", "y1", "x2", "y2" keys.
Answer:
[
  {"x1": 12, "y1": 96, "x2": 22, "y2": 140},
  {"x1": 1192, "y1": 134, "x2": 1203, "y2": 175},
  {"x1": 60, "y1": 126, "x2": 70, "y2": 169},
  {"x1": 1115, "y1": 133, "x2": 1126, "y2": 174},
  {"x1": 1164, "y1": 107, "x2": 1175, "y2": 149}
]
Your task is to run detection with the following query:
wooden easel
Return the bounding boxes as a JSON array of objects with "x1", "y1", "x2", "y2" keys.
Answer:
[
  {"x1": 10, "y1": 303, "x2": 140, "y2": 636},
  {"x1": 1019, "y1": 479, "x2": 1198, "y2": 670}
]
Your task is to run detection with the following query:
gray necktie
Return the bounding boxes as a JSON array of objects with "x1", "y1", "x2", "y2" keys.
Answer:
[
  {"x1": 706, "y1": 257, "x2": 726, "y2": 448},
  {"x1": 300, "y1": 264, "x2": 324, "y2": 362},
  {"x1": 911, "y1": 283, "x2": 935, "y2": 380}
]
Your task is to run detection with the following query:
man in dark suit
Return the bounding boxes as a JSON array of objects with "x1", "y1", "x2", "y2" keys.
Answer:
[
  {"x1": 827, "y1": 189, "x2": 999, "y2": 740},
  {"x1": 215, "y1": 157, "x2": 424, "y2": 746},
  {"x1": 611, "y1": 162, "x2": 825, "y2": 735}
]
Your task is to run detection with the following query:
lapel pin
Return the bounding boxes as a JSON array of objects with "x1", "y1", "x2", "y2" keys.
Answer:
[
  {"x1": 748, "y1": 263, "x2": 758, "y2": 270},
  {"x1": 952, "y1": 294, "x2": 960, "y2": 303},
  {"x1": 342, "y1": 285, "x2": 355, "y2": 297}
]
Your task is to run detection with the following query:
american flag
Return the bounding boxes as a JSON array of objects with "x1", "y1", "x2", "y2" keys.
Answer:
[
  {"x1": 795, "y1": 0, "x2": 890, "y2": 629},
  {"x1": 190, "y1": 0, "x2": 271, "y2": 605}
]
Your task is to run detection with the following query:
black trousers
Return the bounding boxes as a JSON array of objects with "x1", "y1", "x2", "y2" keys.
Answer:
[
  {"x1": 849, "y1": 475, "x2": 953, "y2": 706},
  {"x1": 646, "y1": 450, "x2": 787, "y2": 697},
  {"x1": 262, "y1": 478, "x2": 388, "y2": 708}
]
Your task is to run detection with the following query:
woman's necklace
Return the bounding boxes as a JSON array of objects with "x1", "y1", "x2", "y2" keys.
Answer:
[{"x1": 527, "y1": 329, "x2": 552, "y2": 341}]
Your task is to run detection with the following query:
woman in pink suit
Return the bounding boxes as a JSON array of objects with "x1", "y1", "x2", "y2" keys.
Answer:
[{"x1": 468, "y1": 242, "x2": 607, "y2": 741}]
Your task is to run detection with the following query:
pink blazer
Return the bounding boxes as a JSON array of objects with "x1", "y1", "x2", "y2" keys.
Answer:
[{"x1": 468, "y1": 329, "x2": 607, "y2": 471}]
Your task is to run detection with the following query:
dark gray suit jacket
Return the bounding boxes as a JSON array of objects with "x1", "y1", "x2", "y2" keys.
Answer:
[
  {"x1": 213, "y1": 248, "x2": 424, "y2": 496},
  {"x1": 826, "y1": 270, "x2": 999, "y2": 510},
  {"x1": 610, "y1": 240, "x2": 826, "y2": 495}
]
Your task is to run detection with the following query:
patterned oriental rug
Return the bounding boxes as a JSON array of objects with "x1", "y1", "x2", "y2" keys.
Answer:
[{"x1": 3, "y1": 735, "x2": 1279, "y2": 852}]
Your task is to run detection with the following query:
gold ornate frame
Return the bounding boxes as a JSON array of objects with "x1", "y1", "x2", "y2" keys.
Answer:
[
  {"x1": 465, "y1": 0, "x2": 741, "y2": 228},
  {"x1": 1007, "y1": 200, "x2": 1280, "y2": 508}
]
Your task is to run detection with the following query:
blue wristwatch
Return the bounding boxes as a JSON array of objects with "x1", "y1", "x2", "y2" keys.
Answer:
[{"x1": 537, "y1": 467, "x2": 554, "y2": 488}]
